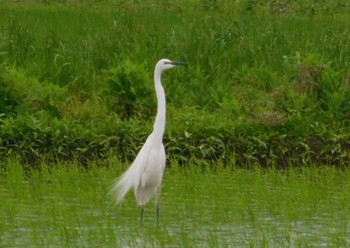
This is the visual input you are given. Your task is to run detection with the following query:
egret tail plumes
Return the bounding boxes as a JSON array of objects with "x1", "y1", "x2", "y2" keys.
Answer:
[
  {"x1": 111, "y1": 173, "x2": 131, "y2": 204},
  {"x1": 111, "y1": 162, "x2": 137, "y2": 204},
  {"x1": 110, "y1": 58, "x2": 186, "y2": 223}
]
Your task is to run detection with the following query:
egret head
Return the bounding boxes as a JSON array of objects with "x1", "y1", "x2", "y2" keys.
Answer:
[{"x1": 156, "y1": 58, "x2": 187, "y2": 72}]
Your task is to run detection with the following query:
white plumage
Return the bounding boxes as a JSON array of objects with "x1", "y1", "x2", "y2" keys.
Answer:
[{"x1": 110, "y1": 58, "x2": 186, "y2": 223}]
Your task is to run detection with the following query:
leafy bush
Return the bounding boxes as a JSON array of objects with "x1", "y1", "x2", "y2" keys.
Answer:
[
  {"x1": 103, "y1": 60, "x2": 154, "y2": 119},
  {"x1": 0, "y1": 67, "x2": 65, "y2": 117}
]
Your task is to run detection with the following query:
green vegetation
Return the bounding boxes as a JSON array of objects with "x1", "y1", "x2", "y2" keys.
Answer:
[
  {"x1": 1, "y1": 2, "x2": 350, "y2": 246},
  {"x1": 0, "y1": 1, "x2": 349, "y2": 166},
  {"x1": 1, "y1": 159, "x2": 350, "y2": 247}
]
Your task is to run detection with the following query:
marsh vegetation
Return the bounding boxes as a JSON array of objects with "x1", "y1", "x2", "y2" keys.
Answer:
[{"x1": 1, "y1": 1, "x2": 350, "y2": 246}]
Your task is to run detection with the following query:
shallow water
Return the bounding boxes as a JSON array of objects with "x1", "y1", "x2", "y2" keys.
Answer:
[{"x1": 1, "y1": 168, "x2": 350, "y2": 247}]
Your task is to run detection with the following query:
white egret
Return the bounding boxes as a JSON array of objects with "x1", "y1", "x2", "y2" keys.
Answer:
[{"x1": 110, "y1": 58, "x2": 186, "y2": 224}]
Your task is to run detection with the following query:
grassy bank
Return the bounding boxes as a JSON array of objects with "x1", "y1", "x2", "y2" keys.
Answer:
[
  {"x1": 1, "y1": 159, "x2": 350, "y2": 246},
  {"x1": 0, "y1": 1, "x2": 350, "y2": 166}
]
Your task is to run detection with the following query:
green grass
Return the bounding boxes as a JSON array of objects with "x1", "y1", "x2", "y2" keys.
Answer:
[
  {"x1": 0, "y1": 1, "x2": 350, "y2": 165},
  {"x1": 1, "y1": 2, "x2": 349, "y2": 246},
  {"x1": 1, "y1": 159, "x2": 350, "y2": 247}
]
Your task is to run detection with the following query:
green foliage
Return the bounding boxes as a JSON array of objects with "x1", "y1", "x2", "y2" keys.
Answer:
[
  {"x1": 0, "y1": 2, "x2": 350, "y2": 166},
  {"x1": 103, "y1": 60, "x2": 154, "y2": 119},
  {"x1": 1, "y1": 159, "x2": 350, "y2": 246},
  {"x1": 0, "y1": 67, "x2": 65, "y2": 117}
]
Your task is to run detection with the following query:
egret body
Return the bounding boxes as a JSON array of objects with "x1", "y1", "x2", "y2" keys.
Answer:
[{"x1": 110, "y1": 58, "x2": 185, "y2": 223}]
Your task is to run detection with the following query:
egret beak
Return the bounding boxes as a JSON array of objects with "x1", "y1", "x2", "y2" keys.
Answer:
[{"x1": 171, "y1": 61, "x2": 187, "y2": 66}]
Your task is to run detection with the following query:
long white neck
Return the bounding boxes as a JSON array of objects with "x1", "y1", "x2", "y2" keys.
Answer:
[{"x1": 152, "y1": 67, "x2": 166, "y2": 143}]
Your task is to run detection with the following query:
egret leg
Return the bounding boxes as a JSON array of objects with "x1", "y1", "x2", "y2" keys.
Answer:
[
  {"x1": 140, "y1": 206, "x2": 144, "y2": 225},
  {"x1": 156, "y1": 187, "x2": 161, "y2": 224}
]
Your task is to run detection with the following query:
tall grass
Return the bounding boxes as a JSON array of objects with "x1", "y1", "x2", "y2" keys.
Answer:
[{"x1": 0, "y1": 1, "x2": 350, "y2": 165}]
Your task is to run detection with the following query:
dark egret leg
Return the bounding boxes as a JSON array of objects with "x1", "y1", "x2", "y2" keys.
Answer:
[
  {"x1": 156, "y1": 187, "x2": 161, "y2": 224},
  {"x1": 140, "y1": 206, "x2": 144, "y2": 225}
]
